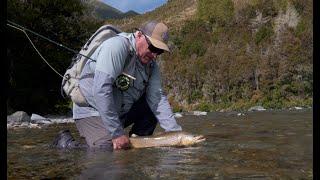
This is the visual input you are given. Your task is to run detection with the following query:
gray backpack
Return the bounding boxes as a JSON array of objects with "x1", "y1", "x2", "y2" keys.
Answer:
[{"x1": 61, "y1": 24, "x2": 122, "y2": 106}]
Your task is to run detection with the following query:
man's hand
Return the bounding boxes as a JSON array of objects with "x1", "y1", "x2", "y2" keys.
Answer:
[{"x1": 112, "y1": 135, "x2": 130, "y2": 150}]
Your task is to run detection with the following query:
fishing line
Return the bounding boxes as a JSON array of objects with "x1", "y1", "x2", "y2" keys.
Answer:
[
  {"x1": 6, "y1": 20, "x2": 95, "y2": 77},
  {"x1": 8, "y1": 23, "x2": 64, "y2": 78}
]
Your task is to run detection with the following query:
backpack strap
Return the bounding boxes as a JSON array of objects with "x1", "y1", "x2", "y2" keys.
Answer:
[{"x1": 120, "y1": 36, "x2": 136, "y2": 77}]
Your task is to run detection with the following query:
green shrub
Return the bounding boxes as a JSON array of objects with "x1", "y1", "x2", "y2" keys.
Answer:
[
  {"x1": 255, "y1": 24, "x2": 273, "y2": 45},
  {"x1": 196, "y1": 102, "x2": 214, "y2": 112},
  {"x1": 180, "y1": 40, "x2": 206, "y2": 57},
  {"x1": 292, "y1": 0, "x2": 305, "y2": 15},
  {"x1": 261, "y1": 87, "x2": 285, "y2": 109},
  {"x1": 197, "y1": 0, "x2": 234, "y2": 25},
  {"x1": 172, "y1": 104, "x2": 184, "y2": 113},
  {"x1": 273, "y1": 0, "x2": 288, "y2": 12},
  {"x1": 283, "y1": 97, "x2": 312, "y2": 108},
  {"x1": 188, "y1": 90, "x2": 203, "y2": 103},
  {"x1": 211, "y1": 27, "x2": 224, "y2": 44},
  {"x1": 295, "y1": 19, "x2": 307, "y2": 36}
]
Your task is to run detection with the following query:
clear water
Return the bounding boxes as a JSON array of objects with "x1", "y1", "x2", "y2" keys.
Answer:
[{"x1": 7, "y1": 109, "x2": 313, "y2": 179}]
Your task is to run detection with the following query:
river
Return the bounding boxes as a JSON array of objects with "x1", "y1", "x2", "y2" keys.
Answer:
[{"x1": 7, "y1": 109, "x2": 313, "y2": 179}]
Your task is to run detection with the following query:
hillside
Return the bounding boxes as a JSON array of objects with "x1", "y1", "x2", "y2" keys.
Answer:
[{"x1": 110, "y1": 0, "x2": 313, "y2": 112}]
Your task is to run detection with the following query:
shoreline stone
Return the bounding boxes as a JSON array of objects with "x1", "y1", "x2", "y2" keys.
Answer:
[
  {"x1": 7, "y1": 112, "x2": 74, "y2": 129},
  {"x1": 7, "y1": 106, "x2": 312, "y2": 129},
  {"x1": 248, "y1": 106, "x2": 266, "y2": 112},
  {"x1": 7, "y1": 111, "x2": 30, "y2": 123}
]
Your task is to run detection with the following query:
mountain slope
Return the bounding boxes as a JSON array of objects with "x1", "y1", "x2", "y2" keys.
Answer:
[
  {"x1": 110, "y1": 0, "x2": 313, "y2": 111},
  {"x1": 86, "y1": 0, "x2": 139, "y2": 19},
  {"x1": 108, "y1": 0, "x2": 197, "y2": 31}
]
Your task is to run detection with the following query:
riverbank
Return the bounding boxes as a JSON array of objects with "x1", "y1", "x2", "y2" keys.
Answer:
[
  {"x1": 171, "y1": 97, "x2": 313, "y2": 113},
  {"x1": 7, "y1": 106, "x2": 312, "y2": 130}
]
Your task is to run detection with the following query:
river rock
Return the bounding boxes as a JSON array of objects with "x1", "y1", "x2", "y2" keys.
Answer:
[
  {"x1": 192, "y1": 111, "x2": 208, "y2": 116},
  {"x1": 29, "y1": 123, "x2": 42, "y2": 129},
  {"x1": 20, "y1": 122, "x2": 29, "y2": 127},
  {"x1": 30, "y1": 113, "x2": 52, "y2": 124},
  {"x1": 248, "y1": 106, "x2": 266, "y2": 112},
  {"x1": 7, "y1": 111, "x2": 30, "y2": 123},
  {"x1": 31, "y1": 113, "x2": 47, "y2": 120},
  {"x1": 174, "y1": 113, "x2": 183, "y2": 118},
  {"x1": 49, "y1": 117, "x2": 74, "y2": 124}
]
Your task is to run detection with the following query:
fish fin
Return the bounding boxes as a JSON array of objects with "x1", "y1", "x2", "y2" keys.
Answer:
[{"x1": 195, "y1": 138, "x2": 206, "y2": 144}]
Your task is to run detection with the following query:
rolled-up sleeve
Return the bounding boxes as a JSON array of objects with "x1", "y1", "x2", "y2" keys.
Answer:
[
  {"x1": 93, "y1": 38, "x2": 129, "y2": 138},
  {"x1": 146, "y1": 63, "x2": 182, "y2": 132}
]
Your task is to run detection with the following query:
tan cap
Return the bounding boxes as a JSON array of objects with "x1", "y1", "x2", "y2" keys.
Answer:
[{"x1": 140, "y1": 20, "x2": 170, "y2": 52}]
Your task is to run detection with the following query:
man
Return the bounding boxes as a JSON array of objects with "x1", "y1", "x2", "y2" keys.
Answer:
[{"x1": 69, "y1": 20, "x2": 182, "y2": 150}]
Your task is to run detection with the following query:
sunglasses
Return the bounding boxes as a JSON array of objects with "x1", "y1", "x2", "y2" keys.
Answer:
[{"x1": 143, "y1": 34, "x2": 164, "y2": 55}]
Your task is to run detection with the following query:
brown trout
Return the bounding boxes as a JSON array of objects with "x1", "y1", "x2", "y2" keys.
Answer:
[{"x1": 129, "y1": 131, "x2": 206, "y2": 148}]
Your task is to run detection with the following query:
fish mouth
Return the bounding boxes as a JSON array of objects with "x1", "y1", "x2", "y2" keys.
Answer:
[{"x1": 194, "y1": 135, "x2": 206, "y2": 143}]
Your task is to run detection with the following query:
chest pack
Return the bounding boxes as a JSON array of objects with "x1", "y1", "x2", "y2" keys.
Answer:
[{"x1": 61, "y1": 24, "x2": 124, "y2": 106}]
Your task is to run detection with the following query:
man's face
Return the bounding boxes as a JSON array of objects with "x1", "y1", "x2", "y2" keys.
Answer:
[{"x1": 135, "y1": 32, "x2": 164, "y2": 64}]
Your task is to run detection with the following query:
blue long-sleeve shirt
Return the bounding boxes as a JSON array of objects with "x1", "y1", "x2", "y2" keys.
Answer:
[{"x1": 73, "y1": 32, "x2": 182, "y2": 138}]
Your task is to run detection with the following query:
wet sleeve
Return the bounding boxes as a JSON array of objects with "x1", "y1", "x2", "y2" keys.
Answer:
[
  {"x1": 145, "y1": 63, "x2": 182, "y2": 132},
  {"x1": 93, "y1": 38, "x2": 129, "y2": 138}
]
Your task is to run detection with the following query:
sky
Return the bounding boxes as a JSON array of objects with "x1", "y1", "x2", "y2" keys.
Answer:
[{"x1": 102, "y1": 0, "x2": 168, "y2": 14}]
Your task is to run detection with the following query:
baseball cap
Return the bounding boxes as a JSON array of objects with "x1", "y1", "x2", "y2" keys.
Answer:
[{"x1": 139, "y1": 20, "x2": 170, "y2": 52}]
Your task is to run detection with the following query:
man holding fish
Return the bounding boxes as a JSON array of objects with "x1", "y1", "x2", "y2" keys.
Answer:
[{"x1": 62, "y1": 20, "x2": 184, "y2": 150}]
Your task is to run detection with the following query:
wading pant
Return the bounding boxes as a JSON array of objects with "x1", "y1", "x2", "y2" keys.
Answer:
[{"x1": 75, "y1": 96, "x2": 158, "y2": 149}]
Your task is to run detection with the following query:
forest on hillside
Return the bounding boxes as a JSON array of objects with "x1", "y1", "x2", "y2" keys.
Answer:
[{"x1": 7, "y1": 0, "x2": 313, "y2": 115}]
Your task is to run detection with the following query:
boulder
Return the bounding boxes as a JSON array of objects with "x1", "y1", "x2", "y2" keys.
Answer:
[{"x1": 7, "y1": 111, "x2": 30, "y2": 123}]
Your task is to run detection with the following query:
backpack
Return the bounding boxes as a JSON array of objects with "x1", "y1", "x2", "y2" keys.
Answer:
[{"x1": 61, "y1": 24, "x2": 123, "y2": 107}]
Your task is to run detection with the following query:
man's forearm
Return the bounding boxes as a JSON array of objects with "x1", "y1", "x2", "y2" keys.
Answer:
[{"x1": 148, "y1": 91, "x2": 182, "y2": 132}]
